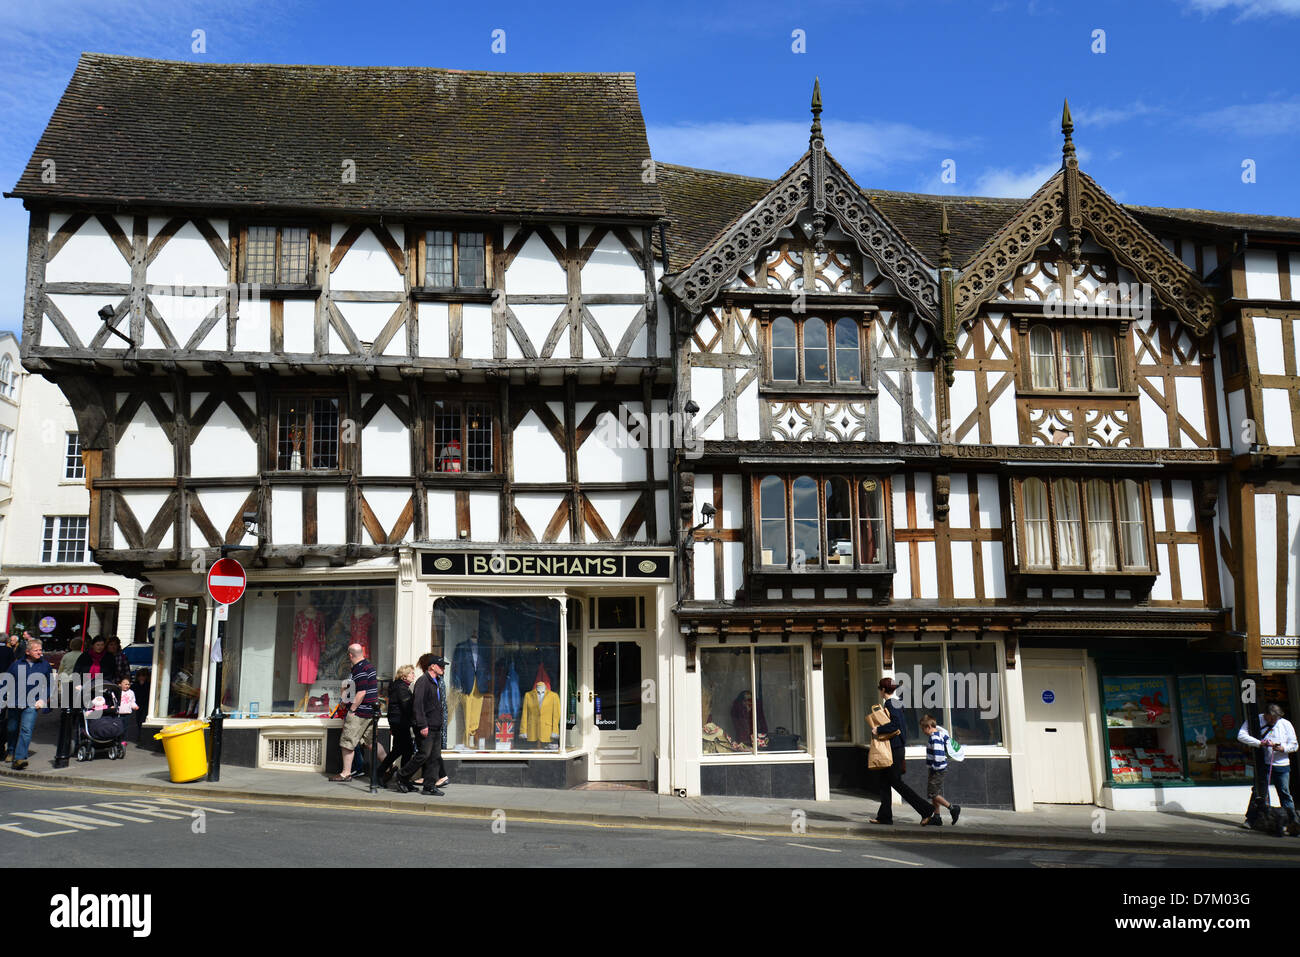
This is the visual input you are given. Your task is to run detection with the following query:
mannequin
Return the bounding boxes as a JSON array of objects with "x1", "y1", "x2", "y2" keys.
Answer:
[
  {"x1": 350, "y1": 603, "x2": 374, "y2": 659},
  {"x1": 451, "y1": 631, "x2": 494, "y2": 748},
  {"x1": 293, "y1": 606, "x2": 324, "y2": 711},
  {"x1": 520, "y1": 665, "x2": 561, "y2": 746}
]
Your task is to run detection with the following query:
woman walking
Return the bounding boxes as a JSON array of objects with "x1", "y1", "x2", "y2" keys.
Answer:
[{"x1": 378, "y1": 664, "x2": 417, "y2": 787}]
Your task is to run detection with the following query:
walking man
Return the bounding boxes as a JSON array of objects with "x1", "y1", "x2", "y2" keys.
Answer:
[
  {"x1": 331, "y1": 643, "x2": 386, "y2": 782},
  {"x1": 395, "y1": 654, "x2": 446, "y2": 796},
  {"x1": 1238, "y1": 703, "x2": 1298, "y2": 821},
  {"x1": 869, "y1": 677, "x2": 940, "y2": 826},
  {"x1": 6, "y1": 638, "x2": 52, "y2": 770}
]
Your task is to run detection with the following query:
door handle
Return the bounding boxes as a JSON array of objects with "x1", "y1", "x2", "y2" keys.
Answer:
[
  {"x1": 1045, "y1": 728, "x2": 1058, "y2": 733},
  {"x1": 588, "y1": 691, "x2": 593, "y2": 702}
]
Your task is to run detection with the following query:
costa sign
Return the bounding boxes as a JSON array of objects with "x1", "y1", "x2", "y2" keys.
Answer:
[{"x1": 9, "y1": 584, "x2": 119, "y2": 598}]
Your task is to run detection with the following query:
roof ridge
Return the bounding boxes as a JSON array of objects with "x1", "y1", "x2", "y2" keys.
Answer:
[{"x1": 75, "y1": 52, "x2": 637, "y2": 78}]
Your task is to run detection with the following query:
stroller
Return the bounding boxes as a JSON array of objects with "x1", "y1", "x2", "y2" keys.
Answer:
[{"x1": 74, "y1": 689, "x2": 127, "y2": 762}]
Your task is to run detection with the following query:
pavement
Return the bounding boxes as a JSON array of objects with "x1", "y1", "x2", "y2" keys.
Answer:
[{"x1": 1, "y1": 718, "x2": 1295, "y2": 859}]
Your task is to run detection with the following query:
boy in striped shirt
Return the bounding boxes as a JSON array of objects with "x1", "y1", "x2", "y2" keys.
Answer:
[{"x1": 921, "y1": 714, "x2": 961, "y2": 826}]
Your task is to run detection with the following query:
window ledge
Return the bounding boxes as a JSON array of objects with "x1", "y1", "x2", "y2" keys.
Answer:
[
  {"x1": 245, "y1": 285, "x2": 321, "y2": 300},
  {"x1": 1011, "y1": 569, "x2": 1156, "y2": 593},
  {"x1": 700, "y1": 751, "x2": 814, "y2": 764},
  {"x1": 760, "y1": 385, "x2": 877, "y2": 398},
  {"x1": 413, "y1": 288, "x2": 493, "y2": 303},
  {"x1": 1017, "y1": 389, "x2": 1137, "y2": 400}
]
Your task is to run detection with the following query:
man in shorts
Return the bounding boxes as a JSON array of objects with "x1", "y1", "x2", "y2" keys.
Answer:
[{"x1": 332, "y1": 643, "x2": 387, "y2": 782}]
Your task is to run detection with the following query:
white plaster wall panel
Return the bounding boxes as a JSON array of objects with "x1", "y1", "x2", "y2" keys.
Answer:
[
  {"x1": 418, "y1": 302, "x2": 449, "y2": 358},
  {"x1": 198, "y1": 315, "x2": 226, "y2": 351},
  {"x1": 147, "y1": 220, "x2": 228, "y2": 289},
  {"x1": 141, "y1": 313, "x2": 167, "y2": 351},
  {"x1": 1289, "y1": 496, "x2": 1300, "y2": 635},
  {"x1": 46, "y1": 217, "x2": 130, "y2": 284},
  {"x1": 891, "y1": 479, "x2": 909, "y2": 530},
  {"x1": 1171, "y1": 481, "x2": 1196, "y2": 533},
  {"x1": 49, "y1": 212, "x2": 70, "y2": 235},
  {"x1": 361, "y1": 404, "x2": 410, "y2": 476},
  {"x1": 1262, "y1": 389, "x2": 1295, "y2": 446},
  {"x1": 317, "y1": 488, "x2": 346, "y2": 545},
  {"x1": 723, "y1": 541, "x2": 743, "y2": 599},
  {"x1": 1291, "y1": 253, "x2": 1300, "y2": 300},
  {"x1": 335, "y1": 301, "x2": 397, "y2": 349},
  {"x1": 913, "y1": 473, "x2": 934, "y2": 528},
  {"x1": 692, "y1": 473, "x2": 713, "y2": 522},
  {"x1": 1174, "y1": 376, "x2": 1206, "y2": 443},
  {"x1": 1245, "y1": 250, "x2": 1281, "y2": 300},
  {"x1": 655, "y1": 490, "x2": 671, "y2": 546},
  {"x1": 332, "y1": 229, "x2": 404, "y2": 292},
  {"x1": 577, "y1": 226, "x2": 593, "y2": 248},
  {"x1": 365, "y1": 487, "x2": 409, "y2": 543},
  {"x1": 196, "y1": 489, "x2": 257, "y2": 545},
  {"x1": 113, "y1": 523, "x2": 127, "y2": 550},
  {"x1": 1177, "y1": 542, "x2": 1204, "y2": 602},
  {"x1": 506, "y1": 233, "x2": 567, "y2": 295},
  {"x1": 1216, "y1": 477, "x2": 1234, "y2": 613},
  {"x1": 692, "y1": 368, "x2": 725, "y2": 441},
  {"x1": 1151, "y1": 543, "x2": 1173, "y2": 602},
  {"x1": 952, "y1": 371, "x2": 977, "y2": 441},
  {"x1": 237, "y1": 298, "x2": 272, "y2": 352},
  {"x1": 120, "y1": 490, "x2": 172, "y2": 549},
  {"x1": 1256, "y1": 494, "x2": 1278, "y2": 636},
  {"x1": 1179, "y1": 243, "x2": 1196, "y2": 271},
  {"x1": 893, "y1": 544, "x2": 912, "y2": 599},
  {"x1": 917, "y1": 541, "x2": 938, "y2": 599},
  {"x1": 693, "y1": 542, "x2": 716, "y2": 601},
  {"x1": 116, "y1": 403, "x2": 174, "y2": 478},
  {"x1": 913, "y1": 370, "x2": 936, "y2": 435},
  {"x1": 151, "y1": 293, "x2": 222, "y2": 349},
  {"x1": 427, "y1": 489, "x2": 457, "y2": 540},
  {"x1": 1134, "y1": 317, "x2": 1159, "y2": 365},
  {"x1": 572, "y1": 401, "x2": 592, "y2": 425},
  {"x1": 511, "y1": 304, "x2": 562, "y2": 359},
  {"x1": 468, "y1": 491, "x2": 498, "y2": 542},
  {"x1": 877, "y1": 375, "x2": 902, "y2": 442},
  {"x1": 586, "y1": 304, "x2": 641, "y2": 357},
  {"x1": 977, "y1": 474, "x2": 1002, "y2": 528},
  {"x1": 983, "y1": 542, "x2": 1007, "y2": 599},
  {"x1": 652, "y1": 400, "x2": 671, "y2": 479},
  {"x1": 512, "y1": 411, "x2": 566, "y2": 483},
  {"x1": 1255, "y1": 317, "x2": 1286, "y2": 376},
  {"x1": 1150, "y1": 483, "x2": 1166, "y2": 533},
  {"x1": 736, "y1": 379, "x2": 760, "y2": 440},
  {"x1": 1203, "y1": 246, "x2": 1218, "y2": 275},
  {"x1": 951, "y1": 541, "x2": 975, "y2": 599},
  {"x1": 722, "y1": 474, "x2": 743, "y2": 528},
  {"x1": 587, "y1": 491, "x2": 640, "y2": 540},
  {"x1": 328, "y1": 325, "x2": 344, "y2": 354},
  {"x1": 655, "y1": 297, "x2": 670, "y2": 358},
  {"x1": 283, "y1": 300, "x2": 315, "y2": 354},
  {"x1": 513, "y1": 493, "x2": 563, "y2": 543},
  {"x1": 272, "y1": 487, "x2": 303, "y2": 546},
  {"x1": 949, "y1": 474, "x2": 971, "y2": 529},
  {"x1": 988, "y1": 378, "x2": 1018, "y2": 445},
  {"x1": 1139, "y1": 381, "x2": 1169, "y2": 448},
  {"x1": 189, "y1": 521, "x2": 205, "y2": 550},
  {"x1": 48, "y1": 295, "x2": 126, "y2": 350},
  {"x1": 40, "y1": 318, "x2": 68, "y2": 348},
  {"x1": 461, "y1": 304, "x2": 493, "y2": 360},
  {"x1": 1227, "y1": 390, "x2": 1249, "y2": 454},
  {"x1": 581, "y1": 234, "x2": 643, "y2": 294},
  {"x1": 191, "y1": 404, "x2": 256, "y2": 478}
]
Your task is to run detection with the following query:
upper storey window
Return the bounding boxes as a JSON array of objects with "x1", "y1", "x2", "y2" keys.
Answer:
[
  {"x1": 276, "y1": 396, "x2": 341, "y2": 471},
  {"x1": 1026, "y1": 324, "x2": 1121, "y2": 392},
  {"x1": 420, "y1": 229, "x2": 487, "y2": 289},
  {"x1": 756, "y1": 474, "x2": 888, "y2": 571},
  {"x1": 1015, "y1": 476, "x2": 1151, "y2": 574},
  {"x1": 242, "y1": 226, "x2": 314, "y2": 287},
  {"x1": 767, "y1": 316, "x2": 863, "y2": 388}
]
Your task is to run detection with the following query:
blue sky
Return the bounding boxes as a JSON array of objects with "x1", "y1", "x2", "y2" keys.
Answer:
[{"x1": 2, "y1": 0, "x2": 1299, "y2": 337}]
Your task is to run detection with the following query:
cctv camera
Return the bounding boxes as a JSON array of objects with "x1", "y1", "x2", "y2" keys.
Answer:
[{"x1": 701, "y1": 502, "x2": 716, "y2": 520}]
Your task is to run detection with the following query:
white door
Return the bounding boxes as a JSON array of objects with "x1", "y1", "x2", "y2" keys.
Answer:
[
  {"x1": 587, "y1": 635, "x2": 654, "y2": 782},
  {"x1": 1023, "y1": 665, "x2": 1093, "y2": 803}
]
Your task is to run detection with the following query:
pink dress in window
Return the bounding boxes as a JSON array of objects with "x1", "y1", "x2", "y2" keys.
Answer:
[
  {"x1": 350, "y1": 611, "x2": 374, "y2": 659},
  {"x1": 293, "y1": 611, "x2": 324, "y2": 685}
]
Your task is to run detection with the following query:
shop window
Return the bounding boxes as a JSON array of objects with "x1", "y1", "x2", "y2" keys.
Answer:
[
  {"x1": 64, "y1": 432, "x2": 84, "y2": 480},
  {"x1": 242, "y1": 225, "x2": 314, "y2": 287},
  {"x1": 823, "y1": 648, "x2": 853, "y2": 743},
  {"x1": 432, "y1": 596, "x2": 563, "y2": 752},
  {"x1": 429, "y1": 399, "x2": 496, "y2": 473},
  {"x1": 755, "y1": 474, "x2": 889, "y2": 570},
  {"x1": 590, "y1": 595, "x2": 645, "y2": 630},
  {"x1": 276, "y1": 396, "x2": 341, "y2": 470},
  {"x1": 1177, "y1": 675, "x2": 1249, "y2": 784},
  {"x1": 1102, "y1": 675, "x2": 1183, "y2": 784},
  {"x1": 221, "y1": 583, "x2": 394, "y2": 718},
  {"x1": 893, "y1": 643, "x2": 1003, "y2": 747},
  {"x1": 419, "y1": 228, "x2": 487, "y2": 289},
  {"x1": 0, "y1": 427, "x2": 11, "y2": 483},
  {"x1": 0, "y1": 354, "x2": 13, "y2": 399},
  {"x1": 153, "y1": 598, "x2": 204, "y2": 719},
  {"x1": 1025, "y1": 323, "x2": 1124, "y2": 393},
  {"x1": 41, "y1": 516, "x2": 88, "y2": 564},
  {"x1": 764, "y1": 315, "x2": 864, "y2": 388},
  {"x1": 700, "y1": 645, "x2": 807, "y2": 755},
  {"x1": 1013, "y1": 476, "x2": 1152, "y2": 574}
]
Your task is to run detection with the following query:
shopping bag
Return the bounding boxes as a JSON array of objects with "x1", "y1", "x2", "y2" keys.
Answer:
[{"x1": 868, "y1": 734, "x2": 894, "y2": 769}]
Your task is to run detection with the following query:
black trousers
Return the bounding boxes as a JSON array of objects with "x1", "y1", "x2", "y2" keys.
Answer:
[
  {"x1": 398, "y1": 727, "x2": 444, "y2": 783},
  {"x1": 876, "y1": 755, "x2": 933, "y2": 822},
  {"x1": 378, "y1": 724, "x2": 414, "y2": 778}
]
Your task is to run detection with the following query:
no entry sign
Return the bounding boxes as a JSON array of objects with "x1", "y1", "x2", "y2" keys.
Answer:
[{"x1": 207, "y1": 558, "x2": 247, "y2": 605}]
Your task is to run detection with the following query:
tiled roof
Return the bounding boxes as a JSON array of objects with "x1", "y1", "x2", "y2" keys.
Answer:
[{"x1": 10, "y1": 54, "x2": 666, "y2": 221}]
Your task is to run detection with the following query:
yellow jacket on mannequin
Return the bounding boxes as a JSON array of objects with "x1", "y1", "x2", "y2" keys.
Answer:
[{"x1": 521, "y1": 684, "x2": 561, "y2": 742}]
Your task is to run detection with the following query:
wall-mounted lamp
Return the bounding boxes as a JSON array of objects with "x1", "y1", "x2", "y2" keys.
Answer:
[
  {"x1": 98, "y1": 304, "x2": 136, "y2": 349},
  {"x1": 683, "y1": 399, "x2": 700, "y2": 416},
  {"x1": 688, "y1": 501, "x2": 716, "y2": 535}
]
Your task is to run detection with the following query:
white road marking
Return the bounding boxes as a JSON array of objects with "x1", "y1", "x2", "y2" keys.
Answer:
[
  {"x1": 721, "y1": 833, "x2": 767, "y2": 841},
  {"x1": 861, "y1": 852, "x2": 924, "y2": 866},
  {"x1": 788, "y1": 842, "x2": 840, "y2": 853},
  {"x1": 0, "y1": 798, "x2": 235, "y2": 838}
]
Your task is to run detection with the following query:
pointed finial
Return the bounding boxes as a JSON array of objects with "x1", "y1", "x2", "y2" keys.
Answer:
[
  {"x1": 810, "y1": 77, "x2": 823, "y2": 145},
  {"x1": 939, "y1": 204, "x2": 952, "y2": 269},
  {"x1": 1061, "y1": 98, "x2": 1077, "y2": 168}
]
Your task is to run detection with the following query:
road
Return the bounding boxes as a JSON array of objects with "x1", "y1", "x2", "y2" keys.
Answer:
[{"x1": 0, "y1": 779, "x2": 1288, "y2": 868}]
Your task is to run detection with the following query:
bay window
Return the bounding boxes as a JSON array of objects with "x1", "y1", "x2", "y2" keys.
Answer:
[
  {"x1": 756, "y1": 474, "x2": 890, "y2": 570},
  {"x1": 1026, "y1": 323, "x2": 1123, "y2": 392},
  {"x1": 1014, "y1": 475, "x2": 1152, "y2": 574},
  {"x1": 765, "y1": 315, "x2": 864, "y2": 387}
]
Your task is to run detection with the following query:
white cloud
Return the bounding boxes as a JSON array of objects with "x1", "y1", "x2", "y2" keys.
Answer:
[
  {"x1": 1190, "y1": 96, "x2": 1300, "y2": 136},
  {"x1": 1069, "y1": 101, "x2": 1163, "y2": 129},
  {"x1": 971, "y1": 161, "x2": 1061, "y2": 199},
  {"x1": 647, "y1": 118, "x2": 963, "y2": 179},
  {"x1": 1178, "y1": 0, "x2": 1300, "y2": 16}
]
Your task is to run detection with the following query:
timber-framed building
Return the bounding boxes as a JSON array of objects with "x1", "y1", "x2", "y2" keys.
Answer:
[{"x1": 9, "y1": 56, "x2": 1300, "y2": 809}]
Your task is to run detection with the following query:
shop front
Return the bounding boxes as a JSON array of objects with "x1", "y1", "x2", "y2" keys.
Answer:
[{"x1": 0, "y1": 580, "x2": 156, "y2": 667}]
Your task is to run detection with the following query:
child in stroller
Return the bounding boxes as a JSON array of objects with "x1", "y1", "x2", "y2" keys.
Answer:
[{"x1": 76, "y1": 685, "x2": 127, "y2": 761}]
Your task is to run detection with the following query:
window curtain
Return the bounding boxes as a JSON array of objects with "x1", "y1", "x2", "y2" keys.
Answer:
[
  {"x1": 1091, "y1": 328, "x2": 1119, "y2": 390},
  {"x1": 1023, "y1": 478, "x2": 1052, "y2": 568},
  {"x1": 1086, "y1": 479, "x2": 1117, "y2": 570},
  {"x1": 1054, "y1": 478, "x2": 1084, "y2": 566},
  {"x1": 1061, "y1": 327, "x2": 1087, "y2": 390},
  {"x1": 1029, "y1": 325, "x2": 1056, "y2": 389},
  {"x1": 1117, "y1": 479, "x2": 1148, "y2": 569}
]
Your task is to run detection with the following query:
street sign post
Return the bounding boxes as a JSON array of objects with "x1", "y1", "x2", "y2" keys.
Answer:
[{"x1": 206, "y1": 558, "x2": 245, "y2": 782}]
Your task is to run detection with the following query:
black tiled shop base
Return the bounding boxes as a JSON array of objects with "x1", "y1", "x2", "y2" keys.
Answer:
[
  {"x1": 442, "y1": 753, "x2": 589, "y2": 789},
  {"x1": 700, "y1": 762, "x2": 816, "y2": 800},
  {"x1": 829, "y1": 747, "x2": 1013, "y2": 809}
]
